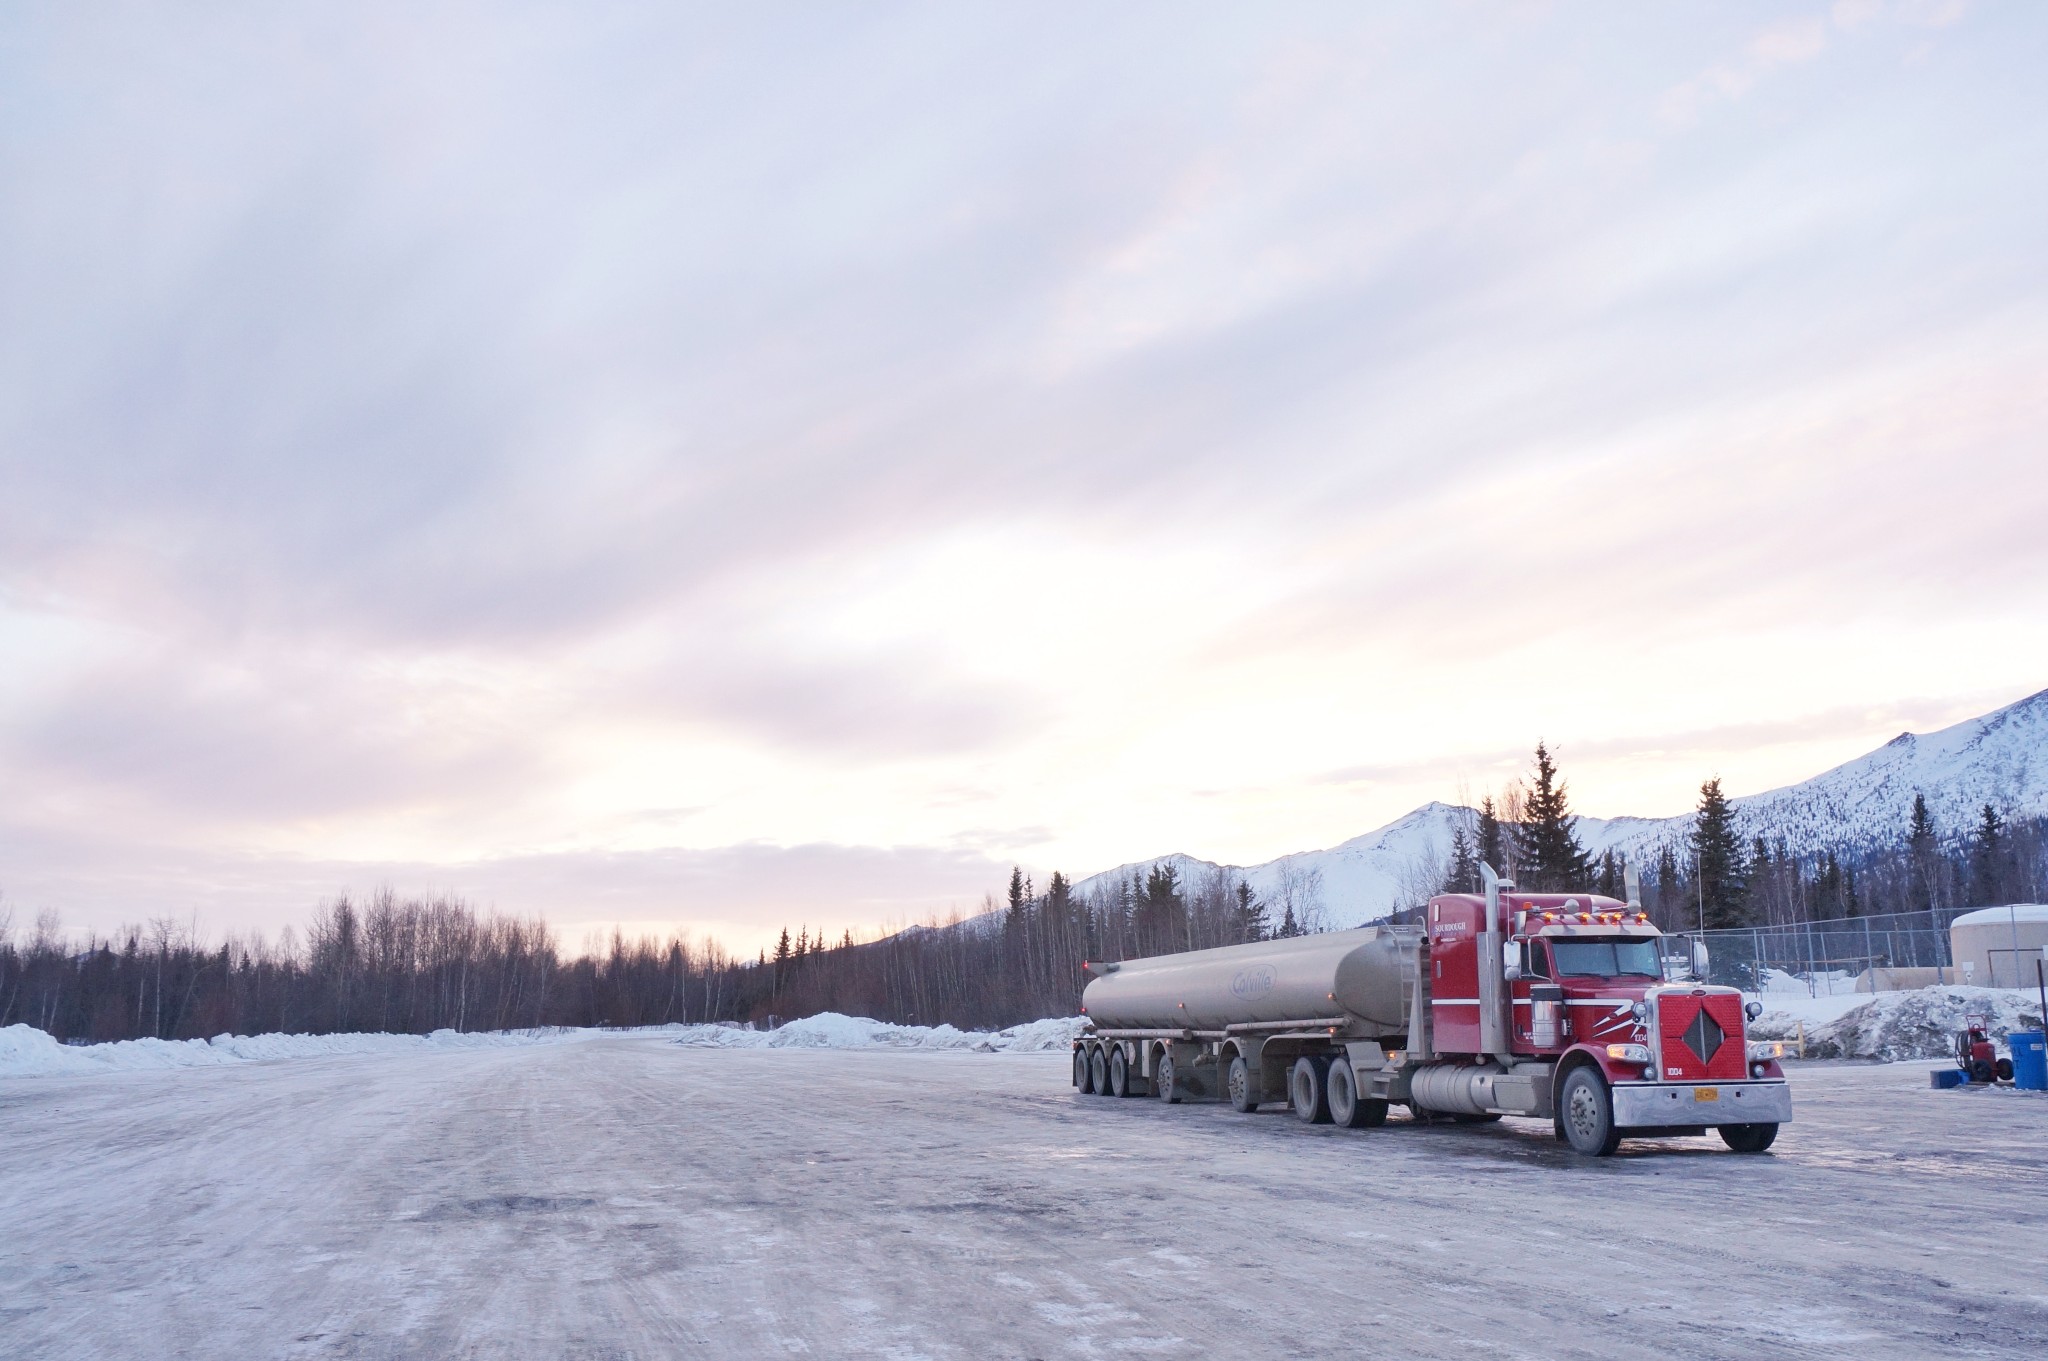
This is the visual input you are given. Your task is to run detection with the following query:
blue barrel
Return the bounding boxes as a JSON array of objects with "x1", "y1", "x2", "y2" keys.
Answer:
[{"x1": 2011, "y1": 1030, "x2": 2047, "y2": 1091}]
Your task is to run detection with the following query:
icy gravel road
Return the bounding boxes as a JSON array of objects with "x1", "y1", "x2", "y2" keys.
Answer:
[{"x1": 3, "y1": 1039, "x2": 2045, "y2": 1360}]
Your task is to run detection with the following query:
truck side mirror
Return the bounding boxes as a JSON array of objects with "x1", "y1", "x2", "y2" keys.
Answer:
[{"x1": 1504, "y1": 963, "x2": 1524, "y2": 982}]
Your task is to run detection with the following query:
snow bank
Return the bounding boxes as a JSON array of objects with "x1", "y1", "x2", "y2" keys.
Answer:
[
  {"x1": 0, "y1": 1023, "x2": 554, "y2": 1079},
  {"x1": 671, "y1": 1012, "x2": 1086, "y2": 1054},
  {"x1": 1749, "y1": 986, "x2": 2044, "y2": 1062},
  {"x1": 0, "y1": 1013, "x2": 1091, "y2": 1078}
]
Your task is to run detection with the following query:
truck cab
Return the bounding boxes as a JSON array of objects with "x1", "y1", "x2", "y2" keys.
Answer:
[{"x1": 1424, "y1": 882, "x2": 1789, "y2": 1153}]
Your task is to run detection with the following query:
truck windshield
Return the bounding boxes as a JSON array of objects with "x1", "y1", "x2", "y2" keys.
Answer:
[{"x1": 1550, "y1": 939, "x2": 1662, "y2": 979}]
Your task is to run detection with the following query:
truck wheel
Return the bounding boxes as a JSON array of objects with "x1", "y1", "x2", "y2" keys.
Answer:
[
  {"x1": 1074, "y1": 1049, "x2": 1090, "y2": 1092},
  {"x1": 1155, "y1": 1052, "x2": 1182, "y2": 1103},
  {"x1": 1089, "y1": 1045, "x2": 1110, "y2": 1096},
  {"x1": 1291, "y1": 1056, "x2": 1333, "y2": 1124},
  {"x1": 1227, "y1": 1055, "x2": 1258, "y2": 1113},
  {"x1": 1327, "y1": 1059, "x2": 1387, "y2": 1128},
  {"x1": 1719, "y1": 1122, "x2": 1778, "y2": 1153},
  {"x1": 1558, "y1": 1067, "x2": 1622, "y2": 1156},
  {"x1": 1109, "y1": 1045, "x2": 1132, "y2": 1098}
]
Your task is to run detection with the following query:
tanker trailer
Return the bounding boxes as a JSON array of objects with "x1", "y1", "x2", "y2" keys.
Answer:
[
  {"x1": 1074, "y1": 926, "x2": 1419, "y2": 1125},
  {"x1": 1073, "y1": 863, "x2": 1793, "y2": 1155}
]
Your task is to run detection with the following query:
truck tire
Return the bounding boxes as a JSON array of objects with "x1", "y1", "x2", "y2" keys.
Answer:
[
  {"x1": 1558, "y1": 1066, "x2": 1622, "y2": 1157},
  {"x1": 1090, "y1": 1045, "x2": 1110, "y2": 1096},
  {"x1": 1326, "y1": 1059, "x2": 1387, "y2": 1128},
  {"x1": 1719, "y1": 1122, "x2": 1778, "y2": 1153},
  {"x1": 1227, "y1": 1054, "x2": 1259, "y2": 1113},
  {"x1": 1074, "y1": 1048, "x2": 1091, "y2": 1092},
  {"x1": 1109, "y1": 1045, "x2": 1133, "y2": 1098},
  {"x1": 1155, "y1": 1052, "x2": 1182, "y2": 1103},
  {"x1": 1291, "y1": 1056, "x2": 1333, "y2": 1124}
]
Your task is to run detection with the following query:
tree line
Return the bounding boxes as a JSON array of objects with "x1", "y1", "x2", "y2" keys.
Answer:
[{"x1": 0, "y1": 854, "x2": 1319, "y2": 1043}]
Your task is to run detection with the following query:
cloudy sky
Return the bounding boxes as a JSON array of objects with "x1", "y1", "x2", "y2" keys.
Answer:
[{"x1": 3, "y1": 2, "x2": 2045, "y2": 952}]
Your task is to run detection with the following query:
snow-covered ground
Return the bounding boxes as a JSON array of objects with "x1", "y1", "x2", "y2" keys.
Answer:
[
  {"x1": 4, "y1": 1032, "x2": 2046, "y2": 1359},
  {"x1": 0, "y1": 1021, "x2": 561, "y2": 1078},
  {"x1": 0, "y1": 1012, "x2": 1089, "y2": 1080}
]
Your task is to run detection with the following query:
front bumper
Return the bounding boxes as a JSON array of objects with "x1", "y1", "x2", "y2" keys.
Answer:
[{"x1": 1611, "y1": 1079, "x2": 1792, "y2": 1129}]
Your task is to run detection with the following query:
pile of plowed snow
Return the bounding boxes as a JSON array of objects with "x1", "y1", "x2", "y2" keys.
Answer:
[
  {"x1": 0, "y1": 1023, "x2": 555, "y2": 1079},
  {"x1": 1750, "y1": 986, "x2": 2043, "y2": 1062},
  {"x1": 0, "y1": 1013, "x2": 1091, "y2": 1079},
  {"x1": 671, "y1": 1012, "x2": 1085, "y2": 1053}
]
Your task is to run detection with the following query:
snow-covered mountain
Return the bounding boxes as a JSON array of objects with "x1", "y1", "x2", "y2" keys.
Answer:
[
  {"x1": 1071, "y1": 686, "x2": 2048, "y2": 928},
  {"x1": 1072, "y1": 802, "x2": 1473, "y2": 928}
]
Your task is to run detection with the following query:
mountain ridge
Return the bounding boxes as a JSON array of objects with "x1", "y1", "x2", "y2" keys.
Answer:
[{"x1": 1070, "y1": 686, "x2": 2048, "y2": 926}]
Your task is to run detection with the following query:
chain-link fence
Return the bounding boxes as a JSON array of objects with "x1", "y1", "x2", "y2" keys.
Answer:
[{"x1": 1664, "y1": 907, "x2": 1973, "y2": 996}]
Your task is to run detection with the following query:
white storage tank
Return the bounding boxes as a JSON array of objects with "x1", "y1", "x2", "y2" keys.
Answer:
[{"x1": 1949, "y1": 904, "x2": 2048, "y2": 988}]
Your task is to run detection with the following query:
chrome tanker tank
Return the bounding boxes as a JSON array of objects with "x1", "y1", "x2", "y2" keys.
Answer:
[{"x1": 1081, "y1": 926, "x2": 1417, "y2": 1033}]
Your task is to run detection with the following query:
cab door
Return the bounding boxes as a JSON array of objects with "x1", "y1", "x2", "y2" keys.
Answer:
[{"x1": 1428, "y1": 896, "x2": 1482, "y2": 1054}]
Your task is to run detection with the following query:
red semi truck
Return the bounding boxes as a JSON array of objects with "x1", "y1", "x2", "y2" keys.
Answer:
[{"x1": 1072, "y1": 865, "x2": 1791, "y2": 1155}]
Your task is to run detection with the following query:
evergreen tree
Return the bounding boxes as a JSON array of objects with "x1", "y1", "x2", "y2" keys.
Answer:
[
  {"x1": 1278, "y1": 903, "x2": 1300, "y2": 938},
  {"x1": 771, "y1": 926, "x2": 792, "y2": 996},
  {"x1": 1442, "y1": 825, "x2": 1479, "y2": 895},
  {"x1": 1475, "y1": 797, "x2": 1504, "y2": 879},
  {"x1": 1232, "y1": 880, "x2": 1270, "y2": 941},
  {"x1": 1006, "y1": 866, "x2": 1028, "y2": 927},
  {"x1": 1594, "y1": 849, "x2": 1621, "y2": 899},
  {"x1": 1656, "y1": 844, "x2": 1680, "y2": 924},
  {"x1": 1044, "y1": 871, "x2": 1073, "y2": 936},
  {"x1": 1689, "y1": 777, "x2": 1749, "y2": 930},
  {"x1": 1970, "y1": 803, "x2": 2008, "y2": 906},
  {"x1": 1909, "y1": 793, "x2": 1936, "y2": 847},
  {"x1": 1135, "y1": 863, "x2": 1187, "y2": 954},
  {"x1": 1512, "y1": 743, "x2": 1593, "y2": 891},
  {"x1": 1813, "y1": 850, "x2": 1843, "y2": 920},
  {"x1": 1843, "y1": 865, "x2": 1860, "y2": 918},
  {"x1": 1907, "y1": 793, "x2": 1940, "y2": 907}
]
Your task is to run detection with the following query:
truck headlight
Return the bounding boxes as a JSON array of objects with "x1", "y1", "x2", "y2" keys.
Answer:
[
  {"x1": 1604, "y1": 1044, "x2": 1653, "y2": 1065},
  {"x1": 1746, "y1": 1041, "x2": 1784, "y2": 1062}
]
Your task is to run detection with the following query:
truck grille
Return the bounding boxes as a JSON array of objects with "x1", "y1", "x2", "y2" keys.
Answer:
[{"x1": 1657, "y1": 992, "x2": 1746, "y2": 1082}]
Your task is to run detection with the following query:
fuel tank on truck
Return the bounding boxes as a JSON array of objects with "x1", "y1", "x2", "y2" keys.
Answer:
[{"x1": 1082, "y1": 927, "x2": 1417, "y2": 1032}]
